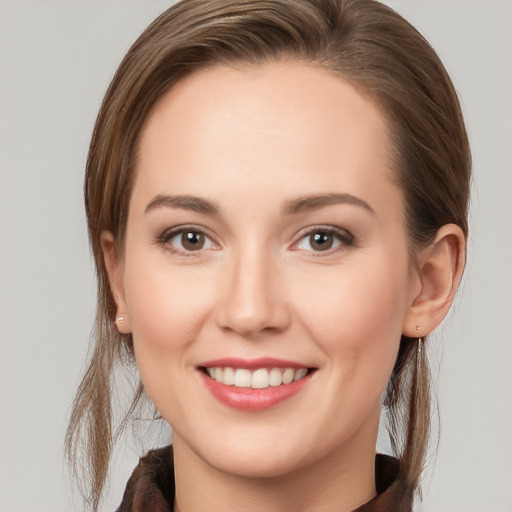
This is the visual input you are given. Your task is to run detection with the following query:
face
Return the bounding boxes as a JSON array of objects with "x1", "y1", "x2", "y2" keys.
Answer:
[{"x1": 106, "y1": 62, "x2": 421, "y2": 478}]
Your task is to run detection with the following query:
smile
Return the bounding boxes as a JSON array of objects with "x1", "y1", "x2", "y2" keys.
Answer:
[
  {"x1": 204, "y1": 366, "x2": 309, "y2": 389},
  {"x1": 198, "y1": 358, "x2": 315, "y2": 411}
]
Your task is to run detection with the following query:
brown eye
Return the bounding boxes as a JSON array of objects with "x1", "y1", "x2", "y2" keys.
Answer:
[
  {"x1": 181, "y1": 231, "x2": 205, "y2": 251},
  {"x1": 163, "y1": 228, "x2": 215, "y2": 254},
  {"x1": 309, "y1": 232, "x2": 334, "y2": 251},
  {"x1": 295, "y1": 228, "x2": 353, "y2": 254}
]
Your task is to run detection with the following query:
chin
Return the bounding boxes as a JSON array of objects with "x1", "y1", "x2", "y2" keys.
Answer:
[
  {"x1": 174, "y1": 423, "x2": 314, "y2": 479},
  {"x1": 208, "y1": 444, "x2": 310, "y2": 479}
]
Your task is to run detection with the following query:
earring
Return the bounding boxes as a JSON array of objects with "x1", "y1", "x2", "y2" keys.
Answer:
[{"x1": 115, "y1": 316, "x2": 126, "y2": 329}]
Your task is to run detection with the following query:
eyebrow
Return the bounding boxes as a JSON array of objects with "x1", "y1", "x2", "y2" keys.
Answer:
[
  {"x1": 145, "y1": 192, "x2": 374, "y2": 217},
  {"x1": 283, "y1": 193, "x2": 375, "y2": 215},
  {"x1": 145, "y1": 194, "x2": 219, "y2": 215}
]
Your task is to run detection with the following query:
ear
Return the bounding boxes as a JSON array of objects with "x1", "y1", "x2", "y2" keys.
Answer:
[
  {"x1": 101, "y1": 231, "x2": 132, "y2": 334},
  {"x1": 402, "y1": 224, "x2": 466, "y2": 337}
]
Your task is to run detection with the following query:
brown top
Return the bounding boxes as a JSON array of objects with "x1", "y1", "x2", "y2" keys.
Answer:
[{"x1": 116, "y1": 445, "x2": 413, "y2": 512}]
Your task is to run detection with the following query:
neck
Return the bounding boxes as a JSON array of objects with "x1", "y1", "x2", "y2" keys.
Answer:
[{"x1": 172, "y1": 427, "x2": 378, "y2": 512}]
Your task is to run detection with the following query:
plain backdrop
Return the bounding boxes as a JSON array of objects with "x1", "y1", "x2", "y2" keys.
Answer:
[{"x1": 1, "y1": 1, "x2": 511, "y2": 511}]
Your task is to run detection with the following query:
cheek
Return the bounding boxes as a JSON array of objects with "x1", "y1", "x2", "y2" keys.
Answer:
[
  {"x1": 293, "y1": 253, "x2": 410, "y2": 378},
  {"x1": 122, "y1": 255, "x2": 217, "y2": 416},
  {"x1": 122, "y1": 250, "x2": 214, "y2": 367}
]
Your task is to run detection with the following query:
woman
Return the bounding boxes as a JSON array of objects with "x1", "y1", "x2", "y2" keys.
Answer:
[{"x1": 66, "y1": 0, "x2": 470, "y2": 510}]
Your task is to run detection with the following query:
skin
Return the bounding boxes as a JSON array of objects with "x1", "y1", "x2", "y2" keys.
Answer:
[{"x1": 103, "y1": 62, "x2": 465, "y2": 512}]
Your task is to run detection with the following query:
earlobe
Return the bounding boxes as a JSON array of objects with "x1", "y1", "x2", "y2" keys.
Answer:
[
  {"x1": 100, "y1": 231, "x2": 132, "y2": 334},
  {"x1": 402, "y1": 224, "x2": 466, "y2": 337}
]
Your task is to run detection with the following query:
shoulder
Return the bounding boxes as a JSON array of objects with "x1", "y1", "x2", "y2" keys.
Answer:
[
  {"x1": 116, "y1": 447, "x2": 413, "y2": 512},
  {"x1": 354, "y1": 454, "x2": 413, "y2": 512},
  {"x1": 116, "y1": 445, "x2": 174, "y2": 512}
]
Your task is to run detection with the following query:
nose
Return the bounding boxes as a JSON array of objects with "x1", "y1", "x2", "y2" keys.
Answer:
[{"x1": 215, "y1": 247, "x2": 291, "y2": 337}]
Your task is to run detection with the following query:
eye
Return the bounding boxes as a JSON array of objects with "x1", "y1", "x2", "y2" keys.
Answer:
[
  {"x1": 294, "y1": 227, "x2": 354, "y2": 253},
  {"x1": 158, "y1": 227, "x2": 216, "y2": 254}
]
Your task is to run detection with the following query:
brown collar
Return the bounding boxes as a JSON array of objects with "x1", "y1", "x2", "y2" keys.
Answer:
[{"x1": 116, "y1": 445, "x2": 412, "y2": 512}]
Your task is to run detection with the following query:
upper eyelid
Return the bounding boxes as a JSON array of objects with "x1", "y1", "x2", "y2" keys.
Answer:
[
  {"x1": 154, "y1": 226, "x2": 219, "y2": 259},
  {"x1": 290, "y1": 225, "x2": 355, "y2": 251},
  {"x1": 156, "y1": 224, "x2": 221, "y2": 250},
  {"x1": 159, "y1": 224, "x2": 216, "y2": 240},
  {"x1": 293, "y1": 224, "x2": 354, "y2": 240},
  {"x1": 155, "y1": 224, "x2": 354, "y2": 248}
]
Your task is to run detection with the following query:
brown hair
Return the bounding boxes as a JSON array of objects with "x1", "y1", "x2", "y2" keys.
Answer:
[{"x1": 66, "y1": 0, "x2": 471, "y2": 508}]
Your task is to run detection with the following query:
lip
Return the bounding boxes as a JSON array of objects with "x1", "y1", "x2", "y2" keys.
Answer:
[
  {"x1": 198, "y1": 357, "x2": 308, "y2": 370},
  {"x1": 197, "y1": 358, "x2": 314, "y2": 411}
]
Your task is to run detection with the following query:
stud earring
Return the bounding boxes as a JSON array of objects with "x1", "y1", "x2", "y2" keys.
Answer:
[{"x1": 115, "y1": 316, "x2": 127, "y2": 329}]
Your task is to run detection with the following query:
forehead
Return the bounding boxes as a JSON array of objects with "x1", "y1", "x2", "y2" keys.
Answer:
[{"x1": 133, "y1": 61, "x2": 400, "y2": 218}]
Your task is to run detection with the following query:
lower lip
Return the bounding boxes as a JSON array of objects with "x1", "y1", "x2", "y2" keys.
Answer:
[{"x1": 200, "y1": 371, "x2": 312, "y2": 411}]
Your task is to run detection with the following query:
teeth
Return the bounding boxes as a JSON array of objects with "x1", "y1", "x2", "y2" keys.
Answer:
[
  {"x1": 269, "y1": 368, "x2": 282, "y2": 387},
  {"x1": 251, "y1": 369, "x2": 269, "y2": 389},
  {"x1": 234, "y1": 369, "x2": 251, "y2": 387},
  {"x1": 223, "y1": 366, "x2": 235, "y2": 385},
  {"x1": 205, "y1": 366, "x2": 309, "y2": 389},
  {"x1": 293, "y1": 368, "x2": 308, "y2": 381},
  {"x1": 282, "y1": 368, "x2": 294, "y2": 384}
]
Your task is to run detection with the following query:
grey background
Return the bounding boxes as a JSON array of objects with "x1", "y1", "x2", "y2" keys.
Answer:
[{"x1": 1, "y1": 1, "x2": 511, "y2": 511}]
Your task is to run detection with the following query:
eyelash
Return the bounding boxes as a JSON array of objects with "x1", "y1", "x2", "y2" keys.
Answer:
[
  {"x1": 292, "y1": 226, "x2": 356, "y2": 255},
  {"x1": 155, "y1": 225, "x2": 356, "y2": 257},
  {"x1": 155, "y1": 225, "x2": 217, "y2": 257}
]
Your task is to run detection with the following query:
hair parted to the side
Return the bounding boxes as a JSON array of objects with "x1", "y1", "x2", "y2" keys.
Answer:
[{"x1": 65, "y1": 0, "x2": 471, "y2": 509}]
